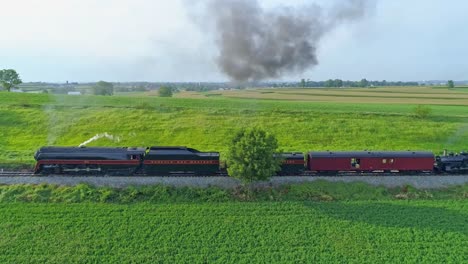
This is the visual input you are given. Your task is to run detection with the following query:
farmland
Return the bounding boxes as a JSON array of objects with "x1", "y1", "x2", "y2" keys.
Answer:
[
  {"x1": 1, "y1": 87, "x2": 467, "y2": 263},
  {"x1": 1, "y1": 86, "x2": 468, "y2": 166},
  {"x1": 0, "y1": 198, "x2": 466, "y2": 263},
  {"x1": 177, "y1": 86, "x2": 468, "y2": 105}
]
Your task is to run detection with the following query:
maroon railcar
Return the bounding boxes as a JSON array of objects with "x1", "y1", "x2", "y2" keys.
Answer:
[{"x1": 308, "y1": 151, "x2": 434, "y2": 173}]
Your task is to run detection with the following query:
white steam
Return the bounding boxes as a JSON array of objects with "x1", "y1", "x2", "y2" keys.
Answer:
[{"x1": 78, "y1": 133, "x2": 121, "y2": 147}]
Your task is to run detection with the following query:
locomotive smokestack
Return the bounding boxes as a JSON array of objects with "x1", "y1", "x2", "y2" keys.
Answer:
[{"x1": 202, "y1": 0, "x2": 373, "y2": 82}]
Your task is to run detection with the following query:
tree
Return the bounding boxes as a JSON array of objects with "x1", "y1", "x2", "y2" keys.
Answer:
[
  {"x1": 227, "y1": 127, "x2": 281, "y2": 184},
  {"x1": 159, "y1": 86, "x2": 173, "y2": 97},
  {"x1": 300, "y1": 78, "x2": 306, "y2": 88},
  {"x1": 334, "y1": 79, "x2": 343, "y2": 87},
  {"x1": 447, "y1": 80, "x2": 454, "y2": 88},
  {"x1": 359, "y1": 78, "x2": 369, "y2": 87},
  {"x1": 92, "y1": 81, "x2": 114, "y2": 96},
  {"x1": 0, "y1": 69, "x2": 22, "y2": 92},
  {"x1": 325, "y1": 79, "x2": 334, "y2": 87}
]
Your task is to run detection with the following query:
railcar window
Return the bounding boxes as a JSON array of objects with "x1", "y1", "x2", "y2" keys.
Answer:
[
  {"x1": 382, "y1": 159, "x2": 387, "y2": 164},
  {"x1": 351, "y1": 158, "x2": 361, "y2": 168}
]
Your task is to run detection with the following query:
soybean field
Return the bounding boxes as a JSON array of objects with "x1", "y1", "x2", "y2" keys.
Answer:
[{"x1": 0, "y1": 200, "x2": 466, "y2": 263}]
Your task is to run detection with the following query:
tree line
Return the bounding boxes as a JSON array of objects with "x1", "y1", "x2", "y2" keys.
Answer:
[
  {"x1": 299, "y1": 78, "x2": 419, "y2": 88},
  {"x1": 0, "y1": 69, "x2": 459, "y2": 94}
]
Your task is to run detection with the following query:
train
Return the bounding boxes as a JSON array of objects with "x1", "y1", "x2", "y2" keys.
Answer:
[{"x1": 33, "y1": 146, "x2": 468, "y2": 176}]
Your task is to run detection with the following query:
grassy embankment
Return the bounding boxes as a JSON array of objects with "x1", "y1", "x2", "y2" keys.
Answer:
[
  {"x1": 0, "y1": 181, "x2": 466, "y2": 263},
  {"x1": 1, "y1": 88, "x2": 468, "y2": 167}
]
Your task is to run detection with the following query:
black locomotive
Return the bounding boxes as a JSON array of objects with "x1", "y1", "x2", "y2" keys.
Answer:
[
  {"x1": 435, "y1": 151, "x2": 468, "y2": 173},
  {"x1": 34, "y1": 145, "x2": 468, "y2": 176},
  {"x1": 34, "y1": 146, "x2": 220, "y2": 176}
]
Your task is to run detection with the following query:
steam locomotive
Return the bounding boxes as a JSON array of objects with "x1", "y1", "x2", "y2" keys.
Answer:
[{"x1": 33, "y1": 146, "x2": 468, "y2": 176}]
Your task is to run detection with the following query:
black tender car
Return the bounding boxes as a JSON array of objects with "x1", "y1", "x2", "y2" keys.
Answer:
[{"x1": 142, "y1": 146, "x2": 220, "y2": 175}]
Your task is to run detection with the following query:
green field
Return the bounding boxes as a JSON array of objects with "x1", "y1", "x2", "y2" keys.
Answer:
[
  {"x1": 1, "y1": 87, "x2": 468, "y2": 263},
  {"x1": 0, "y1": 182, "x2": 467, "y2": 263},
  {"x1": 0, "y1": 199, "x2": 466, "y2": 263},
  {"x1": 1, "y1": 88, "x2": 468, "y2": 166}
]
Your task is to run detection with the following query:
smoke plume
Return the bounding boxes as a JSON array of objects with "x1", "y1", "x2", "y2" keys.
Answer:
[
  {"x1": 204, "y1": 0, "x2": 372, "y2": 82},
  {"x1": 79, "y1": 133, "x2": 121, "y2": 148}
]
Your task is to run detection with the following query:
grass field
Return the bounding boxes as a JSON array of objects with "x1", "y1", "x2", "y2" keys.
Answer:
[{"x1": 1, "y1": 88, "x2": 468, "y2": 166}]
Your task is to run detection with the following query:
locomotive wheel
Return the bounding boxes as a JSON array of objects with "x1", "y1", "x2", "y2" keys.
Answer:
[{"x1": 53, "y1": 166, "x2": 61, "y2": 175}]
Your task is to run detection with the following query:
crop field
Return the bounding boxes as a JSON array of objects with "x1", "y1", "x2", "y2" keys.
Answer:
[
  {"x1": 0, "y1": 199, "x2": 466, "y2": 263},
  {"x1": 178, "y1": 86, "x2": 468, "y2": 105},
  {"x1": 1, "y1": 88, "x2": 468, "y2": 166}
]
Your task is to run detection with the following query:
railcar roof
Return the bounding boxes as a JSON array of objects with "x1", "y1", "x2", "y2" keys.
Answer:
[
  {"x1": 276, "y1": 152, "x2": 304, "y2": 158},
  {"x1": 148, "y1": 146, "x2": 219, "y2": 156},
  {"x1": 38, "y1": 146, "x2": 146, "y2": 153},
  {"x1": 309, "y1": 151, "x2": 434, "y2": 158}
]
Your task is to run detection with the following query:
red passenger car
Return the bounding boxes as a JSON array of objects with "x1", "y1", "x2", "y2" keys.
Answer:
[{"x1": 308, "y1": 151, "x2": 434, "y2": 173}]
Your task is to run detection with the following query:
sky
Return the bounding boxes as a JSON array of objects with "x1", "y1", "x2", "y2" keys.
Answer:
[{"x1": 0, "y1": 0, "x2": 467, "y2": 82}]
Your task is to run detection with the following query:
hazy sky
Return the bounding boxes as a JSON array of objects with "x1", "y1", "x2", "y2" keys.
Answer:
[{"x1": 0, "y1": 0, "x2": 467, "y2": 82}]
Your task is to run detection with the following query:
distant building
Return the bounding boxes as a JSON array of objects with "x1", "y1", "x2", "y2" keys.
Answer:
[
  {"x1": 67, "y1": 91, "x2": 81, "y2": 95},
  {"x1": 11, "y1": 89, "x2": 23, "y2": 93}
]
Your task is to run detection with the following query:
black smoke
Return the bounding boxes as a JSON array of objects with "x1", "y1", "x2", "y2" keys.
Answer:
[{"x1": 203, "y1": 0, "x2": 372, "y2": 82}]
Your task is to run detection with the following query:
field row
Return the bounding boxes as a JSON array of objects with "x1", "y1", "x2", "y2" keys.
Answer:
[
  {"x1": 179, "y1": 86, "x2": 468, "y2": 105},
  {"x1": 2, "y1": 92, "x2": 468, "y2": 117}
]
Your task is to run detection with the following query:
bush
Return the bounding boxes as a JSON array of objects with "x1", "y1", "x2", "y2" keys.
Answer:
[
  {"x1": 412, "y1": 105, "x2": 432, "y2": 119},
  {"x1": 159, "y1": 86, "x2": 173, "y2": 97}
]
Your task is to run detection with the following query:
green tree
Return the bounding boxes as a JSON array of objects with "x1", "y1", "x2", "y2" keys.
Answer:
[
  {"x1": 447, "y1": 80, "x2": 454, "y2": 88},
  {"x1": 0, "y1": 69, "x2": 22, "y2": 92},
  {"x1": 360, "y1": 78, "x2": 369, "y2": 87},
  {"x1": 334, "y1": 79, "x2": 343, "y2": 87},
  {"x1": 300, "y1": 78, "x2": 306, "y2": 88},
  {"x1": 159, "y1": 86, "x2": 173, "y2": 97},
  {"x1": 92, "y1": 81, "x2": 114, "y2": 96},
  {"x1": 227, "y1": 127, "x2": 281, "y2": 184},
  {"x1": 325, "y1": 79, "x2": 334, "y2": 87}
]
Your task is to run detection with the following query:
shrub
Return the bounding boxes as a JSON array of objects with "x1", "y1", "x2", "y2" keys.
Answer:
[
  {"x1": 159, "y1": 86, "x2": 173, "y2": 97},
  {"x1": 412, "y1": 105, "x2": 432, "y2": 119}
]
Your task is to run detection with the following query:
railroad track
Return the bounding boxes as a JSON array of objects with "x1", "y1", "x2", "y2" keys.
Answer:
[
  {"x1": 0, "y1": 171, "x2": 229, "y2": 177},
  {"x1": 0, "y1": 171, "x2": 35, "y2": 177},
  {"x1": 0, "y1": 171, "x2": 459, "y2": 177}
]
